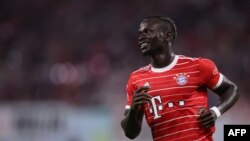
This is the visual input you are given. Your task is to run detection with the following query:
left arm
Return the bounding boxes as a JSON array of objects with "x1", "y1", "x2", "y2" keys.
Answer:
[
  {"x1": 198, "y1": 76, "x2": 239, "y2": 128},
  {"x1": 213, "y1": 76, "x2": 239, "y2": 114}
]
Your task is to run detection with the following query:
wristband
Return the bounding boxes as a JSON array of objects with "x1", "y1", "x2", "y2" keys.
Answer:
[{"x1": 210, "y1": 106, "x2": 221, "y2": 118}]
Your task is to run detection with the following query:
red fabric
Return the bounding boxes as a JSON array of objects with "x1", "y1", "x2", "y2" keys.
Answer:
[{"x1": 125, "y1": 56, "x2": 221, "y2": 141}]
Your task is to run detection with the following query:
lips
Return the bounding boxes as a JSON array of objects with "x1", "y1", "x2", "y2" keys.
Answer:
[
  {"x1": 139, "y1": 40, "x2": 150, "y2": 49},
  {"x1": 140, "y1": 43, "x2": 148, "y2": 49}
]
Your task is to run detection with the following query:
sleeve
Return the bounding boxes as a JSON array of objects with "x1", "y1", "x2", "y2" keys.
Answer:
[
  {"x1": 125, "y1": 74, "x2": 136, "y2": 110},
  {"x1": 198, "y1": 58, "x2": 224, "y2": 90}
]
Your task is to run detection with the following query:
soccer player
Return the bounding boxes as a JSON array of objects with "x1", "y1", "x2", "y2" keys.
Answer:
[{"x1": 121, "y1": 16, "x2": 239, "y2": 141}]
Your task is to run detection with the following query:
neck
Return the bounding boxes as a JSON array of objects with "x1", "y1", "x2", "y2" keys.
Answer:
[{"x1": 150, "y1": 47, "x2": 175, "y2": 68}]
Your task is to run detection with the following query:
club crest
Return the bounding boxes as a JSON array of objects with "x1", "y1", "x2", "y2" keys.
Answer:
[{"x1": 174, "y1": 73, "x2": 189, "y2": 86}]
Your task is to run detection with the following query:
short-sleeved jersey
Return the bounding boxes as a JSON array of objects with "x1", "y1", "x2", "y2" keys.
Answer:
[{"x1": 125, "y1": 55, "x2": 223, "y2": 141}]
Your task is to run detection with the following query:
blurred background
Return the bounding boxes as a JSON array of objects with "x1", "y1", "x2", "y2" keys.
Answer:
[{"x1": 0, "y1": 0, "x2": 249, "y2": 141}]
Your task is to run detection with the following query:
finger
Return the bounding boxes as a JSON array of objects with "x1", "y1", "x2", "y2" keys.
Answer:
[
  {"x1": 199, "y1": 116, "x2": 213, "y2": 123},
  {"x1": 133, "y1": 101, "x2": 149, "y2": 106},
  {"x1": 198, "y1": 111, "x2": 212, "y2": 120},
  {"x1": 133, "y1": 95, "x2": 151, "y2": 103},
  {"x1": 133, "y1": 93, "x2": 152, "y2": 99},
  {"x1": 135, "y1": 86, "x2": 150, "y2": 94},
  {"x1": 197, "y1": 107, "x2": 206, "y2": 115},
  {"x1": 201, "y1": 120, "x2": 215, "y2": 128},
  {"x1": 133, "y1": 94, "x2": 152, "y2": 101},
  {"x1": 198, "y1": 112, "x2": 213, "y2": 121},
  {"x1": 133, "y1": 98, "x2": 151, "y2": 104}
]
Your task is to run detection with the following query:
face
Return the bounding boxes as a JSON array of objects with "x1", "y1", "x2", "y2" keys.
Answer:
[{"x1": 138, "y1": 19, "x2": 167, "y2": 56}]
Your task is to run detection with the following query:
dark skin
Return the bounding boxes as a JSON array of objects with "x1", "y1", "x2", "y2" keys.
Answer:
[{"x1": 121, "y1": 18, "x2": 239, "y2": 139}]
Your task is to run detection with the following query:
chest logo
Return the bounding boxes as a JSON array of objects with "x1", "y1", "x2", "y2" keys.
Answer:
[{"x1": 174, "y1": 73, "x2": 189, "y2": 86}]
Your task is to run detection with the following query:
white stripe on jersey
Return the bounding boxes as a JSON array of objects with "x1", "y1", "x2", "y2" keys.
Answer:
[
  {"x1": 160, "y1": 100, "x2": 204, "y2": 108},
  {"x1": 182, "y1": 96, "x2": 205, "y2": 101},
  {"x1": 147, "y1": 106, "x2": 204, "y2": 120},
  {"x1": 133, "y1": 71, "x2": 199, "y2": 84},
  {"x1": 153, "y1": 121, "x2": 199, "y2": 133},
  {"x1": 194, "y1": 132, "x2": 212, "y2": 141},
  {"x1": 169, "y1": 133, "x2": 199, "y2": 141},
  {"x1": 142, "y1": 80, "x2": 198, "y2": 86},
  {"x1": 152, "y1": 82, "x2": 200, "y2": 89},
  {"x1": 154, "y1": 128, "x2": 200, "y2": 141},
  {"x1": 171, "y1": 64, "x2": 199, "y2": 70},
  {"x1": 152, "y1": 115, "x2": 199, "y2": 127},
  {"x1": 131, "y1": 73, "x2": 149, "y2": 79},
  {"x1": 161, "y1": 91, "x2": 198, "y2": 98},
  {"x1": 175, "y1": 61, "x2": 190, "y2": 66},
  {"x1": 148, "y1": 86, "x2": 198, "y2": 93},
  {"x1": 133, "y1": 73, "x2": 176, "y2": 84}
]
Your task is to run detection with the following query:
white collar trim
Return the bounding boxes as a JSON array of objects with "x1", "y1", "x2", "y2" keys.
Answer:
[{"x1": 151, "y1": 55, "x2": 178, "y2": 73}]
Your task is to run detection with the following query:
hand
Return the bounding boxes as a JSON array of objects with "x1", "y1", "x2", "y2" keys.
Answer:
[
  {"x1": 131, "y1": 86, "x2": 152, "y2": 110},
  {"x1": 197, "y1": 107, "x2": 217, "y2": 128}
]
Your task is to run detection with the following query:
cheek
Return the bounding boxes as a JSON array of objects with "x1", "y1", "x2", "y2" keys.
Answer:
[{"x1": 151, "y1": 37, "x2": 164, "y2": 46}]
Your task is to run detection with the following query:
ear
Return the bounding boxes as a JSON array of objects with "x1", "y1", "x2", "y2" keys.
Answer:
[{"x1": 165, "y1": 31, "x2": 172, "y2": 42}]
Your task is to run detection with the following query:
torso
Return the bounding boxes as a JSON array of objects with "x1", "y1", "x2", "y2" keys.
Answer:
[{"x1": 131, "y1": 55, "x2": 214, "y2": 141}]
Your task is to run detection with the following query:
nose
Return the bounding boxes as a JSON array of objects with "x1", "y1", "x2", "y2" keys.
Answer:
[{"x1": 138, "y1": 33, "x2": 146, "y2": 42}]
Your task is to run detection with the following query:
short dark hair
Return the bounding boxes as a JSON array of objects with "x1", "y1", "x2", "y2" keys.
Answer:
[{"x1": 144, "y1": 16, "x2": 177, "y2": 43}]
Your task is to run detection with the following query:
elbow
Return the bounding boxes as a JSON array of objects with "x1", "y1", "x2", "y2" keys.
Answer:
[
  {"x1": 121, "y1": 120, "x2": 140, "y2": 139},
  {"x1": 124, "y1": 127, "x2": 141, "y2": 139},
  {"x1": 125, "y1": 132, "x2": 139, "y2": 140},
  {"x1": 231, "y1": 83, "x2": 239, "y2": 103},
  {"x1": 234, "y1": 84, "x2": 239, "y2": 102}
]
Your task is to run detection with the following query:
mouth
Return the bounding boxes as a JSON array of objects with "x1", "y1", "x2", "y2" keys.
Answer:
[
  {"x1": 139, "y1": 40, "x2": 150, "y2": 49},
  {"x1": 140, "y1": 43, "x2": 148, "y2": 50}
]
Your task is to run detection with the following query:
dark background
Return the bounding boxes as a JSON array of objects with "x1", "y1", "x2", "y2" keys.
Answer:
[{"x1": 0, "y1": 0, "x2": 249, "y2": 141}]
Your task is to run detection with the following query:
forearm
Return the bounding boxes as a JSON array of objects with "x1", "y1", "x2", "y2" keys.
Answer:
[
  {"x1": 199, "y1": 78, "x2": 239, "y2": 128},
  {"x1": 216, "y1": 83, "x2": 239, "y2": 114},
  {"x1": 121, "y1": 108, "x2": 144, "y2": 139}
]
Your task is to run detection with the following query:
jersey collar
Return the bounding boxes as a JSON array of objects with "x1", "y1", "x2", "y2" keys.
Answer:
[{"x1": 151, "y1": 55, "x2": 179, "y2": 73}]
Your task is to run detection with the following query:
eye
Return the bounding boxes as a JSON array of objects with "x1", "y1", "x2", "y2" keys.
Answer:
[{"x1": 145, "y1": 29, "x2": 152, "y2": 34}]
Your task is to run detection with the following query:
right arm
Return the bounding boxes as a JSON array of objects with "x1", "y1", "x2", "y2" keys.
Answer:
[{"x1": 121, "y1": 86, "x2": 151, "y2": 139}]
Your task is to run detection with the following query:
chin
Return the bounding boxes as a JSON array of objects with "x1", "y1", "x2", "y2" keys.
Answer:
[{"x1": 141, "y1": 50, "x2": 152, "y2": 56}]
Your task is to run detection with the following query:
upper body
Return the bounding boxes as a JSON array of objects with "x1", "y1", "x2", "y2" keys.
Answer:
[{"x1": 121, "y1": 16, "x2": 239, "y2": 141}]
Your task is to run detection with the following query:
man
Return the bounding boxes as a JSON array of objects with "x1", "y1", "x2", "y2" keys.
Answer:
[{"x1": 121, "y1": 16, "x2": 239, "y2": 141}]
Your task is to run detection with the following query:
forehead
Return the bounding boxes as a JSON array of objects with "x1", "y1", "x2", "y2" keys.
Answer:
[{"x1": 139, "y1": 19, "x2": 161, "y2": 31}]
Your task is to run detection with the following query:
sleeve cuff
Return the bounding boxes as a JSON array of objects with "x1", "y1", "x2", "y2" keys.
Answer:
[
  {"x1": 210, "y1": 106, "x2": 221, "y2": 118},
  {"x1": 212, "y1": 73, "x2": 224, "y2": 90},
  {"x1": 125, "y1": 105, "x2": 131, "y2": 109}
]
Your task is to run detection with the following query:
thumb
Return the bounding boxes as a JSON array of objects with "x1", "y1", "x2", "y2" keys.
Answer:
[{"x1": 197, "y1": 107, "x2": 206, "y2": 115}]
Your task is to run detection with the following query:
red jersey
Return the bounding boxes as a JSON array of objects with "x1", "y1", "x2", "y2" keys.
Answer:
[{"x1": 125, "y1": 55, "x2": 223, "y2": 141}]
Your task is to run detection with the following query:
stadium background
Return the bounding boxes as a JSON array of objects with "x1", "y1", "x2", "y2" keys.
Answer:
[{"x1": 0, "y1": 0, "x2": 249, "y2": 141}]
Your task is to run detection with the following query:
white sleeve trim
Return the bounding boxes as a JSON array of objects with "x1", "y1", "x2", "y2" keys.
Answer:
[
  {"x1": 210, "y1": 106, "x2": 221, "y2": 118},
  {"x1": 125, "y1": 105, "x2": 131, "y2": 109},
  {"x1": 212, "y1": 73, "x2": 223, "y2": 90}
]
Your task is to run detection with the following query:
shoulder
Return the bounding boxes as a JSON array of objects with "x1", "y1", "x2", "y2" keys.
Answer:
[
  {"x1": 197, "y1": 58, "x2": 217, "y2": 67},
  {"x1": 132, "y1": 65, "x2": 151, "y2": 75},
  {"x1": 178, "y1": 55, "x2": 215, "y2": 65},
  {"x1": 129, "y1": 65, "x2": 151, "y2": 78},
  {"x1": 196, "y1": 57, "x2": 219, "y2": 75},
  {"x1": 177, "y1": 55, "x2": 200, "y2": 64}
]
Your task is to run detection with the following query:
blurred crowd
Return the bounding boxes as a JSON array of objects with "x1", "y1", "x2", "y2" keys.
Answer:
[{"x1": 0, "y1": 0, "x2": 249, "y2": 106}]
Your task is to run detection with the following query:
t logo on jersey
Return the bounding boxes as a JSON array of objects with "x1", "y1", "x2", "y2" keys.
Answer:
[
  {"x1": 174, "y1": 73, "x2": 189, "y2": 86},
  {"x1": 149, "y1": 96, "x2": 163, "y2": 119}
]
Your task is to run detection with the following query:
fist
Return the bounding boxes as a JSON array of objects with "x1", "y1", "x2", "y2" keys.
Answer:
[
  {"x1": 131, "y1": 86, "x2": 152, "y2": 110},
  {"x1": 197, "y1": 107, "x2": 217, "y2": 128}
]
